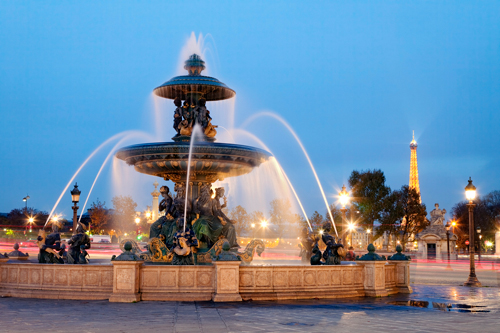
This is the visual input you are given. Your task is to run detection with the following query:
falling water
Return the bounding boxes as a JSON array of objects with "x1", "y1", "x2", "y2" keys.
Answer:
[
  {"x1": 78, "y1": 131, "x2": 153, "y2": 223},
  {"x1": 184, "y1": 125, "x2": 204, "y2": 232},
  {"x1": 230, "y1": 128, "x2": 313, "y2": 231},
  {"x1": 44, "y1": 131, "x2": 141, "y2": 227},
  {"x1": 241, "y1": 111, "x2": 338, "y2": 236}
]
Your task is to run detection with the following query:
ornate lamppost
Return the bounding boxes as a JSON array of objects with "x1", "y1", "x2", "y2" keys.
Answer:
[
  {"x1": 464, "y1": 177, "x2": 481, "y2": 287},
  {"x1": 339, "y1": 184, "x2": 349, "y2": 245},
  {"x1": 70, "y1": 183, "x2": 81, "y2": 235},
  {"x1": 476, "y1": 226, "x2": 481, "y2": 262},
  {"x1": 22, "y1": 194, "x2": 30, "y2": 212}
]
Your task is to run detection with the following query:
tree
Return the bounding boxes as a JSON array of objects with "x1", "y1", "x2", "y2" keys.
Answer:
[
  {"x1": 269, "y1": 198, "x2": 294, "y2": 238},
  {"x1": 451, "y1": 190, "x2": 500, "y2": 252},
  {"x1": 7, "y1": 208, "x2": 48, "y2": 228},
  {"x1": 348, "y1": 169, "x2": 391, "y2": 230},
  {"x1": 308, "y1": 211, "x2": 325, "y2": 231},
  {"x1": 229, "y1": 205, "x2": 250, "y2": 235},
  {"x1": 378, "y1": 186, "x2": 428, "y2": 250},
  {"x1": 110, "y1": 195, "x2": 138, "y2": 235},
  {"x1": 88, "y1": 199, "x2": 111, "y2": 235}
]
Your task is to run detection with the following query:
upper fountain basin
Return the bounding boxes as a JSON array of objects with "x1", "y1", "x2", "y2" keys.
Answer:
[
  {"x1": 115, "y1": 141, "x2": 272, "y2": 183},
  {"x1": 153, "y1": 75, "x2": 236, "y2": 101}
]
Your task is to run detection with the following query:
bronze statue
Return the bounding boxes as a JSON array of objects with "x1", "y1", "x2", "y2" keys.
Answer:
[
  {"x1": 67, "y1": 222, "x2": 91, "y2": 264},
  {"x1": 321, "y1": 222, "x2": 345, "y2": 265},
  {"x1": 298, "y1": 227, "x2": 314, "y2": 263},
  {"x1": 37, "y1": 220, "x2": 65, "y2": 264},
  {"x1": 171, "y1": 218, "x2": 199, "y2": 265},
  {"x1": 173, "y1": 97, "x2": 183, "y2": 135}
]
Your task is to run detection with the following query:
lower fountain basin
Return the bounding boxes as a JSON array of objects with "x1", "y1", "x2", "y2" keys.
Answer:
[{"x1": 115, "y1": 141, "x2": 272, "y2": 183}]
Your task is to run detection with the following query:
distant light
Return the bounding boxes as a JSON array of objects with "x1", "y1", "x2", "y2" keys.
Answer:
[
  {"x1": 366, "y1": 229, "x2": 371, "y2": 234},
  {"x1": 261, "y1": 220, "x2": 268, "y2": 228},
  {"x1": 28, "y1": 217, "x2": 34, "y2": 223},
  {"x1": 135, "y1": 217, "x2": 140, "y2": 224},
  {"x1": 251, "y1": 223, "x2": 255, "y2": 228},
  {"x1": 319, "y1": 229, "x2": 324, "y2": 235}
]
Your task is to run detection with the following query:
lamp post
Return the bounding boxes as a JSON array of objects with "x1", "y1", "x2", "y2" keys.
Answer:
[
  {"x1": 464, "y1": 177, "x2": 481, "y2": 287},
  {"x1": 476, "y1": 226, "x2": 481, "y2": 262},
  {"x1": 135, "y1": 216, "x2": 141, "y2": 237},
  {"x1": 28, "y1": 216, "x2": 34, "y2": 234},
  {"x1": 445, "y1": 221, "x2": 452, "y2": 270},
  {"x1": 70, "y1": 183, "x2": 81, "y2": 235},
  {"x1": 339, "y1": 184, "x2": 349, "y2": 245},
  {"x1": 22, "y1": 195, "x2": 30, "y2": 212}
]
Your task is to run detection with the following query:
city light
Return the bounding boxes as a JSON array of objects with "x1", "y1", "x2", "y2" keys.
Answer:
[
  {"x1": 261, "y1": 220, "x2": 268, "y2": 228},
  {"x1": 135, "y1": 217, "x2": 140, "y2": 224},
  {"x1": 366, "y1": 229, "x2": 371, "y2": 234},
  {"x1": 251, "y1": 223, "x2": 255, "y2": 228},
  {"x1": 465, "y1": 177, "x2": 476, "y2": 201},
  {"x1": 339, "y1": 184, "x2": 349, "y2": 207},
  {"x1": 347, "y1": 223, "x2": 356, "y2": 231}
]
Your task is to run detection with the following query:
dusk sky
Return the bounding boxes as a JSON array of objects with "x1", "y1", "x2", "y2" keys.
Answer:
[{"x1": 1, "y1": 1, "x2": 499, "y2": 224}]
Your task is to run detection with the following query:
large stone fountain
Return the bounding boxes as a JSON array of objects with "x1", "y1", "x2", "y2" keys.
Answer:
[{"x1": 115, "y1": 54, "x2": 271, "y2": 264}]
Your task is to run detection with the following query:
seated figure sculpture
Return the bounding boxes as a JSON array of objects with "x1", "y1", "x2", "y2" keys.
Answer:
[
  {"x1": 67, "y1": 222, "x2": 91, "y2": 264},
  {"x1": 321, "y1": 222, "x2": 344, "y2": 265},
  {"x1": 149, "y1": 185, "x2": 175, "y2": 241},
  {"x1": 192, "y1": 185, "x2": 238, "y2": 249},
  {"x1": 37, "y1": 220, "x2": 65, "y2": 264}
]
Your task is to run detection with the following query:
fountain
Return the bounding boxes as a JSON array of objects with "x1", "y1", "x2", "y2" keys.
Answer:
[
  {"x1": 115, "y1": 54, "x2": 271, "y2": 264},
  {"x1": 0, "y1": 50, "x2": 412, "y2": 303}
]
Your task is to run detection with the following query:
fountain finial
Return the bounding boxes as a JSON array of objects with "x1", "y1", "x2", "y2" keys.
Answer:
[{"x1": 184, "y1": 54, "x2": 205, "y2": 76}]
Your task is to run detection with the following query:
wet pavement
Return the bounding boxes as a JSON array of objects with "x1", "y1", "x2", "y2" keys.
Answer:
[{"x1": 0, "y1": 284, "x2": 499, "y2": 332}]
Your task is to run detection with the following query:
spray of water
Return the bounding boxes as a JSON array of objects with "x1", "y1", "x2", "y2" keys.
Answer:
[
  {"x1": 78, "y1": 131, "x2": 153, "y2": 223},
  {"x1": 230, "y1": 128, "x2": 313, "y2": 231},
  {"x1": 184, "y1": 125, "x2": 204, "y2": 232},
  {"x1": 45, "y1": 131, "x2": 138, "y2": 226},
  {"x1": 241, "y1": 111, "x2": 338, "y2": 236}
]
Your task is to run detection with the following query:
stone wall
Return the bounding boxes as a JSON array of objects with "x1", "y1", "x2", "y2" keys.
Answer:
[
  {"x1": 239, "y1": 265, "x2": 364, "y2": 300},
  {"x1": 0, "y1": 263, "x2": 113, "y2": 300},
  {"x1": 0, "y1": 261, "x2": 411, "y2": 302}
]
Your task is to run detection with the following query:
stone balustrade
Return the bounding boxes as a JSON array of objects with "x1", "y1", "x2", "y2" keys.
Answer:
[{"x1": 0, "y1": 260, "x2": 412, "y2": 302}]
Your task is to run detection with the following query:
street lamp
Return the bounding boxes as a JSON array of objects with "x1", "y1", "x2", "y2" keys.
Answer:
[
  {"x1": 339, "y1": 184, "x2": 349, "y2": 245},
  {"x1": 135, "y1": 216, "x2": 141, "y2": 236},
  {"x1": 445, "y1": 221, "x2": 453, "y2": 270},
  {"x1": 476, "y1": 226, "x2": 481, "y2": 262},
  {"x1": 22, "y1": 194, "x2": 30, "y2": 212},
  {"x1": 347, "y1": 222, "x2": 356, "y2": 248},
  {"x1": 28, "y1": 216, "x2": 34, "y2": 233},
  {"x1": 70, "y1": 183, "x2": 81, "y2": 235},
  {"x1": 464, "y1": 177, "x2": 481, "y2": 287},
  {"x1": 366, "y1": 229, "x2": 371, "y2": 248}
]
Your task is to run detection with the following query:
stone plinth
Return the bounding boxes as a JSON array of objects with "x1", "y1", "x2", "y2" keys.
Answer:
[
  {"x1": 140, "y1": 265, "x2": 214, "y2": 301},
  {"x1": 357, "y1": 261, "x2": 388, "y2": 297},
  {"x1": 392, "y1": 260, "x2": 412, "y2": 293},
  {"x1": 213, "y1": 261, "x2": 242, "y2": 302},
  {"x1": 109, "y1": 261, "x2": 143, "y2": 303}
]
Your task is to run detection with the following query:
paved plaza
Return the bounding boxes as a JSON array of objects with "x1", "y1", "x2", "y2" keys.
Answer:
[{"x1": 0, "y1": 284, "x2": 499, "y2": 333}]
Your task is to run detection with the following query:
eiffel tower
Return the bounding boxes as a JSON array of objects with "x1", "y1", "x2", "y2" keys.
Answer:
[{"x1": 409, "y1": 131, "x2": 421, "y2": 203}]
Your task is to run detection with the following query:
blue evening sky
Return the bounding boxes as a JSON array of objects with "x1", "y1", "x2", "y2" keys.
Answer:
[{"x1": 1, "y1": 1, "x2": 499, "y2": 223}]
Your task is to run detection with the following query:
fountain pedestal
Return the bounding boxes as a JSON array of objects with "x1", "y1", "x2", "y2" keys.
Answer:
[
  {"x1": 109, "y1": 261, "x2": 143, "y2": 303},
  {"x1": 356, "y1": 261, "x2": 388, "y2": 297},
  {"x1": 213, "y1": 261, "x2": 242, "y2": 302}
]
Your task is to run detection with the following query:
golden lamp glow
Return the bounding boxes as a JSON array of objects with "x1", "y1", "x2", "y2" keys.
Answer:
[
  {"x1": 319, "y1": 229, "x2": 324, "y2": 235},
  {"x1": 339, "y1": 184, "x2": 349, "y2": 207},
  {"x1": 135, "y1": 217, "x2": 140, "y2": 224},
  {"x1": 146, "y1": 211, "x2": 151, "y2": 219},
  {"x1": 347, "y1": 223, "x2": 356, "y2": 231},
  {"x1": 451, "y1": 221, "x2": 456, "y2": 227},
  {"x1": 260, "y1": 220, "x2": 268, "y2": 228},
  {"x1": 28, "y1": 217, "x2": 34, "y2": 224},
  {"x1": 465, "y1": 177, "x2": 476, "y2": 201},
  {"x1": 366, "y1": 229, "x2": 371, "y2": 234},
  {"x1": 52, "y1": 215, "x2": 59, "y2": 222},
  {"x1": 251, "y1": 223, "x2": 255, "y2": 228}
]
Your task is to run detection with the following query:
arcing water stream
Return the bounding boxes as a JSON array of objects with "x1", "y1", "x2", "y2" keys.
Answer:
[{"x1": 241, "y1": 111, "x2": 339, "y2": 236}]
